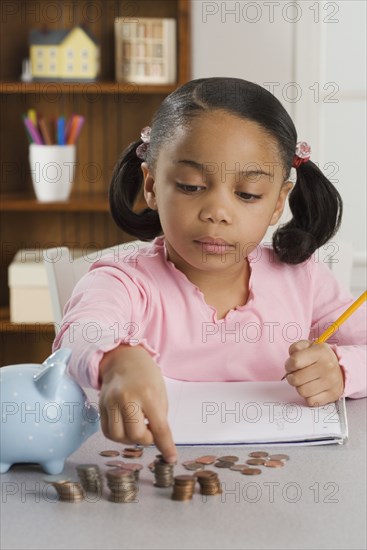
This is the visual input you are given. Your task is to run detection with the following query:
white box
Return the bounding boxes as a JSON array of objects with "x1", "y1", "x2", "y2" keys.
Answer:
[{"x1": 8, "y1": 250, "x2": 54, "y2": 323}]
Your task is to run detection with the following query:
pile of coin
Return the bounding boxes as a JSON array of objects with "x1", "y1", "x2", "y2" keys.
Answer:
[
  {"x1": 76, "y1": 464, "x2": 103, "y2": 493},
  {"x1": 171, "y1": 475, "x2": 196, "y2": 501},
  {"x1": 182, "y1": 455, "x2": 217, "y2": 471},
  {"x1": 105, "y1": 461, "x2": 143, "y2": 482},
  {"x1": 214, "y1": 455, "x2": 239, "y2": 469},
  {"x1": 105, "y1": 469, "x2": 138, "y2": 503},
  {"x1": 245, "y1": 452, "x2": 289, "y2": 473},
  {"x1": 43, "y1": 449, "x2": 291, "y2": 504},
  {"x1": 195, "y1": 470, "x2": 222, "y2": 496},
  {"x1": 122, "y1": 447, "x2": 143, "y2": 459},
  {"x1": 152, "y1": 454, "x2": 176, "y2": 487},
  {"x1": 50, "y1": 480, "x2": 85, "y2": 502},
  {"x1": 184, "y1": 452, "x2": 290, "y2": 477}
]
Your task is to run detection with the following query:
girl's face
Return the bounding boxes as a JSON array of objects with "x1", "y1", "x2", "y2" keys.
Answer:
[{"x1": 142, "y1": 110, "x2": 293, "y2": 277}]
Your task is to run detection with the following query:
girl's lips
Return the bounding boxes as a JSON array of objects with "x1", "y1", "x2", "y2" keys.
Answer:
[
  {"x1": 194, "y1": 240, "x2": 235, "y2": 254},
  {"x1": 195, "y1": 237, "x2": 233, "y2": 246}
]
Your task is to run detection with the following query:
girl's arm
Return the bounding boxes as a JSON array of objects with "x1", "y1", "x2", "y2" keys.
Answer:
[{"x1": 98, "y1": 344, "x2": 177, "y2": 463}]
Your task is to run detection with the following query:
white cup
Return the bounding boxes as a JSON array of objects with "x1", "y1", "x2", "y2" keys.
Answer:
[{"x1": 29, "y1": 144, "x2": 76, "y2": 202}]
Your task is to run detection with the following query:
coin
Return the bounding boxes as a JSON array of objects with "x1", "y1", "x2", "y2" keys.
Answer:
[
  {"x1": 248, "y1": 451, "x2": 269, "y2": 458},
  {"x1": 241, "y1": 468, "x2": 262, "y2": 476},
  {"x1": 148, "y1": 461, "x2": 156, "y2": 472},
  {"x1": 43, "y1": 475, "x2": 71, "y2": 484},
  {"x1": 214, "y1": 460, "x2": 233, "y2": 468},
  {"x1": 229, "y1": 464, "x2": 249, "y2": 471},
  {"x1": 105, "y1": 460, "x2": 127, "y2": 468},
  {"x1": 182, "y1": 461, "x2": 205, "y2": 471},
  {"x1": 264, "y1": 460, "x2": 284, "y2": 468},
  {"x1": 122, "y1": 448, "x2": 143, "y2": 458},
  {"x1": 218, "y1": 455, "x2": 239, "y2": 463},
  {"x1": 117, "y1": 462, "x2": 143, "y2": 472},
  {"x1": 100, "y1": 450, "x2": 120, "y2": 457},
  {"x1": 195, "y1": 455, "x2": 217, "y2": 465},
  {"x1": 246, "y1": 458, "x2": 267, "y2": 466},
  {"x1": 268, "y1": 454, "x2": 290, "y2": 461},
  {"x1": 195, "y1": 470, "x2": 218, "y2": 479}
]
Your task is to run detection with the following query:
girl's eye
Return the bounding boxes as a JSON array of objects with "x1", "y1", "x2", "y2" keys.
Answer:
[
  {"x1": 176, "y1": 183, "x2": 203, "y2": 193},
  {"x1": 236, "y1": 192, "x2": 262, "y2": 202}
]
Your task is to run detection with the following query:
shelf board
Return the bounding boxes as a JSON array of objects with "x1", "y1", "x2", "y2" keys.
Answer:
[
  {"x1": 0, "y1": 81, "x2": 178, "y2": 95},
  {"x1": 0, "y1": 193, "x2": 110, "y2": 212},
  {"x1": 0, "y1": 193, "x2": 148, "y2": 212},
  {"x1": 0, "y1": 307, "x2": 55, "y2": 333}
]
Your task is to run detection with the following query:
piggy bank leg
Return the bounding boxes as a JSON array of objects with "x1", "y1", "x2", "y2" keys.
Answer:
[
  {"x1": 41, "y1": 459, "x2": 65, "y2": 475},
  {"x1": 0, "y1": 462, "x2": 12, "y2": 474}
]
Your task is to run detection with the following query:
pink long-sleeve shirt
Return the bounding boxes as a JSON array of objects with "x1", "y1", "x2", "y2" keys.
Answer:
[{"x1": 52, "y1": 236, "x2": 366, "y2": 399}]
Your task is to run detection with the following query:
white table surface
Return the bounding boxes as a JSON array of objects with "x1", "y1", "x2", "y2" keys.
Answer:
[{"x1": 1, "y1": 398, "x2": 366, "y2": 550}]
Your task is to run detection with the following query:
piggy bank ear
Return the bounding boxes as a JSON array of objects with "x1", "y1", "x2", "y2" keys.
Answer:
[
  {"x1": 34, "y1": 349, "x2": 72, "y2": 399},
  {"x1": 42, "y1": 348, "x2": 72, "y2": 368}
]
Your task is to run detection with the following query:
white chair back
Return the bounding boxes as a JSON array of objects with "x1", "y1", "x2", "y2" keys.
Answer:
[{"x1": 44, "y1": 240, "x2": 147, "y2": 333}]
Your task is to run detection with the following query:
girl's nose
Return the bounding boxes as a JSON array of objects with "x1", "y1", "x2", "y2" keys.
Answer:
[{"x1": 199, "y1": 194, "x2": 233, "y2": 224}]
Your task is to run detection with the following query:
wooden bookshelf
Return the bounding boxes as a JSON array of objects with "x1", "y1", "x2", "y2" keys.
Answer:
[
  {"x1": 0, "y1": 0, "x2": 191, "y2": 364},
  {"x1": 0, "y1": 307, "x2": 55, "y2": 333},
  {"x1": 0, "y1": 193, "x2": 109, "y2": 212},
  {"x1": 0, "y1": 82, "x2": 179, "y2": 94}
]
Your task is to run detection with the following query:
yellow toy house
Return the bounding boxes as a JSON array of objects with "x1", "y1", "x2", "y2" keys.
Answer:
[{"x1": 30, "y1": 25, "x2": 100, "y2": 81}]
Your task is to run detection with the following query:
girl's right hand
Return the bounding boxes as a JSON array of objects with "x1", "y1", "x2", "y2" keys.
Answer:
[{"x1": 98, "y1": 344, "x2": 177, "y2": 463}]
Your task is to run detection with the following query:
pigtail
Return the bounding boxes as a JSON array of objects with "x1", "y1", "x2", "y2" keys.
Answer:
[
  {"x1": 272, "y1": 160, "x2": 343, "y2": 264},
  {"x1": 109, "y1": 140, "x2": 162, "y2": 240}
]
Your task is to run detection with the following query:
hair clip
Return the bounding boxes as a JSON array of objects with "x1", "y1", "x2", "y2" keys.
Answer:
[
  {"x1": 136, "y1": 126, "x2": 151, "y2": 160},
  {"x1": 292, "y1": 141, "x2": 311, "y2": 168}
]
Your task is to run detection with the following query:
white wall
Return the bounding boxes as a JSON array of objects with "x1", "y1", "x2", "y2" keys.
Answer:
[{"x1": 191, "y1": 0, "x2": 366, "y2": 295}]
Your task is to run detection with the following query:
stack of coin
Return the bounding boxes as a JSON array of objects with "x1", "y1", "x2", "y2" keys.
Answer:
[
  {"x1": 153, "y1": 454, "x2": 175, "y2": 487},
  {"x1": 106, "y1": 469, "x2": 138, "y2": 503},
  {"x1": 51, "y1": 480, "x2": 85, "y2": 502},
  {"x1": 195, "y1": 470, "x2": 222, "y2": 495},
  {"x1": 76, "y1": 464, "x2": 103, "y2": 493},
  {"x1": 122, "y1": 446, "x2": 143, "y2": 459},
  {"x1": 171, "y1": 475, "x2": 196, "y2": 501},
  {"x1": 115, "y1": 462, "x2": 143, "y2": 482}
]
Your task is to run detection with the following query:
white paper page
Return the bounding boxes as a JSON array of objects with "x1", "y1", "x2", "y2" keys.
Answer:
[{"x1": 163, "y1": 378, "x2": 344, "y2": 445}]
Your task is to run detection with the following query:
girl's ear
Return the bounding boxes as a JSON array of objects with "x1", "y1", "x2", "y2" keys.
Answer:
[
  {"x1": 270, "y1": 181, "x2": 293, "y2": 226},
  {"x1": 141, "y1": 162, "x2": 158, "y2": 210}
]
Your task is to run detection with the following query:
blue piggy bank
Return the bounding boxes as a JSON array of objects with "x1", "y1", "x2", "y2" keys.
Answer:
[{"x1": 0, "y1": 348, "x2": 100, "y2": 474}]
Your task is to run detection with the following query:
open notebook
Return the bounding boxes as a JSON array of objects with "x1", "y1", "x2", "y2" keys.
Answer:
[{"x1": 163, "y1": 378, "x2": 348, "y2": 446}]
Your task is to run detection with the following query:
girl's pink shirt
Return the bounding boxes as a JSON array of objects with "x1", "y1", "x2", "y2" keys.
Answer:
[{"x1": 52, "y1": 236, "x2": 366, "y2": 398}]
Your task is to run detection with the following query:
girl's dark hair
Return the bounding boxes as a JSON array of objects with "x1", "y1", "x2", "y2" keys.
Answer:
[{"x1": 109, "y1": 77, "x2": 342, "y2": 264}]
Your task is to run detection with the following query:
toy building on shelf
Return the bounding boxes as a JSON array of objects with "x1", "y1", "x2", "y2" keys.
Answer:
[
  {"x1": 29, "y1": 25, "x2": 100, "y2": 81},
  {"x1": 115, "y1": 17, "x2": 177, "y2": 84}
]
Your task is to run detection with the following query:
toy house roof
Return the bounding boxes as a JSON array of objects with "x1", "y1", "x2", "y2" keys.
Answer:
[{"x1": 30, "y1": 26, "x2": 98, "y2": 46}]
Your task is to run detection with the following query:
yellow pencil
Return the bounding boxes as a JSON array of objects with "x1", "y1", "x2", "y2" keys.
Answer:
[
  {"x1": 27, "y1": 109, "x2": 37, "y2": 127},
  {"x1": 281, "y1": 290, "x2": 367, "y2": 380}
]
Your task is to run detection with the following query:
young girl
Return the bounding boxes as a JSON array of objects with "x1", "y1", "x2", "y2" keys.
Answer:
[{"x1": 53, "y1": 78, "x2": 366, "y2": 463}]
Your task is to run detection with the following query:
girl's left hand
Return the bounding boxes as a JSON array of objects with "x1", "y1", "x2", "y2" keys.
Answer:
[{"x1": 284, "y1": 340, "x2": 345, "y2": 407}]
